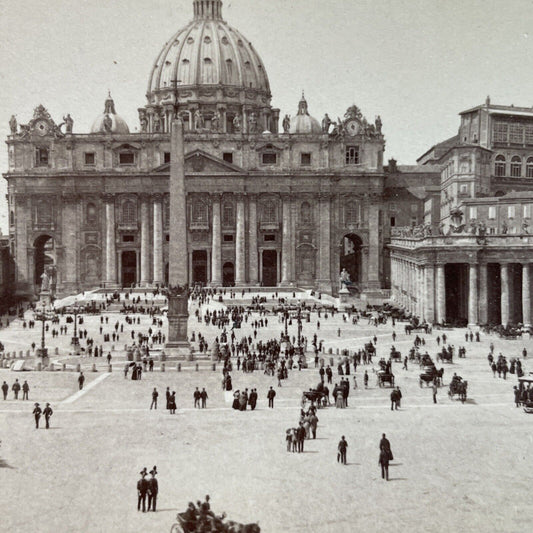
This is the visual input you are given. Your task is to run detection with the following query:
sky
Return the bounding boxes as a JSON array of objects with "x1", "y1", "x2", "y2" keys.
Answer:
[{"x1": 1, "y1": 0, "x2": 533, "y2": 233}]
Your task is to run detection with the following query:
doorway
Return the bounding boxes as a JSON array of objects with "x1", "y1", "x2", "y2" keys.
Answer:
[
  {"x1": 340, "y1": 234, "x2": 362, "y2": 285},
  {"x1": 262, "y1": 250, "x2": 278, "y2": 287},
  {"x1": 122, "y1": 251, "x2": 137, "y2": 287},
  {"x1": 222, "y1": 262, "x2": 235, "y2": 286},
  {"x1": 34, "y1": 235, "x2": 54, "y2": 286},
  {"x1": 192, "y1": 250, "x2": 208, "y2": 284}
]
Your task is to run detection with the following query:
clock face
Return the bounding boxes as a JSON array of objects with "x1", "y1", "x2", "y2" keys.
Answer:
[
  {"x1": 34, "y1": 120, "x2": 49, "y2": 136},
  {"x1": 346, "y1": 119, "x2": 360, "y2": 136}
]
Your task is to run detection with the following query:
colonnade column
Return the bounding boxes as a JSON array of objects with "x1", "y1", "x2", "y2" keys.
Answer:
[
  {"x1": 523, "y1": 263, "x2": 531, "y2": 328},
  {"x1": 248, "y1": 195, "x2": 258, "y2": 285},
  {"x1": 235, "y1": 194, "x2": 246, "y2": 286},
  {"x1": 317, "y1": 194, "x2": 331, "y2": 292},
  {"x1": 281, "y1": 195, "x2": 291, "y2": 285},
  {"x1": 152, "y1": 195, "x2": 163, "y2": 286},
  {"x1": 424, "y1": 264, "x2": 435, "y2": 323},
  {"x1": 211, "y1": 194, "x2": 222, "y2": 286},
  {"x1": 140, "y1": 194, "x2": 150, "y2": 286},
  {"x1": 62, "y1": 194, "x2": 78, "y2": 290},
  {"x1": 436, "y1": 264, "x2": 446, "y2": 324},
  {"x1": 478, "y1": 263, "x2": 488, "y2": 324},
  {"x1": 104, "y1": 195, "x2": 117, "y2": 285},
  {"x1": 417, "y1": 266, "x2": 424, "y2": 319},
  {"x1": 468, "y1": 263, "x2": 478, "y2": 326},
  {"x1": 501, "y1": 263, "x2": 510, "y2": 327}
]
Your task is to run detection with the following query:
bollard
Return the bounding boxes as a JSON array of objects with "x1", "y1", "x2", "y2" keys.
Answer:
[
  {"x1": 62, "y1": 363, "x2": 66, "y2": 371},
  {"x1": 37, "y1": 362, "x2": 42, "y2": 371},
  {"x1": 161, "y1": 351, "x2": 166, "y2": 362},
  {"x1": 76, "y1": 363, "x2": 81, "y2": 372},
  {"x1": 55, "y1": 347, "x2": 59, "y2": 355},
  {"x1": 19, "y1": 350, "x2": 23, "y2": 358},
  {"x1": 336, "y1": 348, "x2": 339, "y2": 355},
  {"x1": 108, "y1": 364, "x2": 112, "y2": 373},
  {"x1": 177, "y1": 363, "x2": 181, "y2": 372},
  {"x1": 161, "y1": 363, "x2": 165, "y2": 372},
  {"x1": 92, "y1": 364, "x2": 97, "y2": 372},
  {"x1": 328, "y1": 348, "x2": 332, "y2": 355},
  {"x1": 195, "y1": 363, "x2": 199, "y2": 372},
  {"x1": 212, "y1": 363, "x2": 216, "y2": 371},
  {"x1": 330, "y1": 357, "x2": 334, "y2": 367},
  {"x1": 26, "y1": 350, "x2": 30, "y2": 357}
]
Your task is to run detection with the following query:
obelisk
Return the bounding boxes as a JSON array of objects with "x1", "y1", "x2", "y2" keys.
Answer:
[{"x1": 166, "y1": 118, "x2": 191, "y2": 357}]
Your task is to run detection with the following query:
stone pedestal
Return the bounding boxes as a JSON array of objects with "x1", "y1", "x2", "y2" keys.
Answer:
[
  {"x1": 338, "y1": 287, "x2": 352, "y2": 311},
  {"x1": 36, "y1": 347, "x2": 49, "y2": 367},
  {"x1": 165, "y1": 293, "x2": 191, "y2": 358}
]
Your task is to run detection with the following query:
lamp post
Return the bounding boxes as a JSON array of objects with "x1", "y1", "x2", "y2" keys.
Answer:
[
  {"x1": 71, "y1": 304, "x2": 81, "y2": 349},
  {"x1": 297, "y1": 307, "x2": 303, "y2": 354},
  {"x1": 35, "y1": 308, "x2": 56, "y2": 362}
]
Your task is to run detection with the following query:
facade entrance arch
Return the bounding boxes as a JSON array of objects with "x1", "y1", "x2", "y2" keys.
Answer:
[
  {"x1": 222, "y1": 262, "x2": 235, "y2": 286},
  {"x1": 33, "y1": 235, "x2": 55, "y2": 286},
  {"x1": 192, "y1": 250, "x2": 208, "y2": 284},
  {"x1": 340, "y1": 233, "x2": 363, "y2": 287}
]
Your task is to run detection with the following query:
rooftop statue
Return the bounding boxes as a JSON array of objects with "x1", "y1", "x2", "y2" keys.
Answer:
[
  {"x1": 282, "y1": 114, "x2": 290, "y2": 134},
  {"x1": 62, "y1": 114, "x2": 73, "y2": 133},
  {"x1": 321, "y1": 113, "x2": 331, "y2": 133},
  {"x1": 9, "y1": 115, "x2": 17, "y2": 135}
]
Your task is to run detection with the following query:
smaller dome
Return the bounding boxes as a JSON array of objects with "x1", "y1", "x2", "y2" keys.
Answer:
[
  {"x1": 289, "y1": 93, "x2": 321, "y2": 135},
  {"x1": 91, "y1": 93, "x2": 130, "y2": 134}
]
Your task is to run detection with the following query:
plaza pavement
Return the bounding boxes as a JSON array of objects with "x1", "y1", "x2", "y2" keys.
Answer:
[{"x1": 0, "y1": 294, "x2": 532, "y2": 533}]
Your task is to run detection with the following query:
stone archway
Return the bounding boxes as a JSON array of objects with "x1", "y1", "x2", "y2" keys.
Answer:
[
  {"x1": 340, "y1": 233, "x2": 363, "y2": 287},
  {"x1": 223, "y1": 262, "x2": 235, "y2": 287},
  {"x1": 34, "y1": 235, "x2": 55, "y2": 287}
]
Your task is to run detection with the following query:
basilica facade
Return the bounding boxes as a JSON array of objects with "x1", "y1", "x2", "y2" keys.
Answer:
[{"x1": 5, "y1": 0, "x2": 401, "y2": 298}]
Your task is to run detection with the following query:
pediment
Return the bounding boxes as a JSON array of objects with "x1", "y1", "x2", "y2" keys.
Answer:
[{"x1": 153, "y1": 150, "x2": 244, "y2": 174}]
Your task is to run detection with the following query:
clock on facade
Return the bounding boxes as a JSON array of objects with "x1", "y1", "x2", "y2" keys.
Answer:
[
  {"x1": 345, "y1": 119, "x2": 360, "y2": 136},
  {"x1": 34, "y1": 120, "x2": 49, "y2": 136}
]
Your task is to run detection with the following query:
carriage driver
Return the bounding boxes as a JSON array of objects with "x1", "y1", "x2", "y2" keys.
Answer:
[{"x1": 451, "y1": 373, "x2": 463, "y2": 383}]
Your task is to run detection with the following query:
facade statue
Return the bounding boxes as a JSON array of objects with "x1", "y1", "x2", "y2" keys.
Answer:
[
  {"x1": 248, "y1": 112, "x2": 258, "y2": 133},
  {"x1": 322, "y1": 113, "x2": 332, "y2": 133},
  {"x1": 40, "y1": 270, "x2": 50, "y2": 292},
  {"x1": 339, "y1": 268, "x2": 351, "y2": 287},
  {"x1": 9, "y1": 115, "x2": 17, "y2": 135},
  {"x1": 165, "y1": 284, "x2": 189, "y2": 297},
  {"x1": 139, "y1": 110, "x2": 148, "y2": 132},
  {"x1": 153, "y1": 113, "x2": 161, "y2": 132},
  {"x1": 375, "y1": 115, "x2": 382, "y2": 134},
  {"x1": 211, "y1": 111, "x2": 220, "y2": 132},
  {"x1": 282, "y1": 114, "x2": 291, "y2": 133},
  {"x1": 344, "y1": 105, "x2": 362, "y2": 121},
  {"x1": 103, "y1": 114, "x2": 113, "y2": 133},
  {"x1": 193, "y1": 109, "x2": 204, "y2": 131},
  {"x1": 232, "y1": 114, "x2": 241, "y2": 132},
  {"x1": 63, "y1": 114, "x2": 73, "y2": 133}
]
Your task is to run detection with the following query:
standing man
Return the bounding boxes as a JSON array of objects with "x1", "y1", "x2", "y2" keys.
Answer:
[
  {"x1": 43, "y1": 403, "x2": 53, "y2": 429},
  {"x1": 390, "y1": 388, "x2": 397, "y2": 411},
  {"x1": 379, "y1": 449, "x2": 390, "y2": 480},
  {"x1": 78, "y1": 372, "x2": 85, "y2": 390},
  {"x1": 337, "y1": 435, "x2": 348, "y2": 465},
  {"x1": 150, "y1": 388, "x2": 158, "y2": 410},
  {"x1": 2, "y1": 381, "x2": 8, "y2": 400},
  {"x1": 12, "y1": 379, "x2": 21, "y2": 399},
  {"x1": 200, "y1": 388, "x2": 208, "y2": 408},
  {"x1": 432, "y1": 381, "x2": 438, "y2": 404},
  {"x1": 22, "y1": 380, "x2": 29, "y2": 400},
  {"x1": 267, "y1": 386, "x2": 276, "y2": 408},
  {"x1": 166, "y1": 387, "x2": 171, "y2": 410},
  {"x1": 147, "y1": 469, "x2": 158, "y2": 512},
  {"x1": 33, "y1": 402, "x2": 42, "y2": 429},
  {"x1": 137, "y1": 468, "x2": 149, "y2": 512},
  {"x1": 309, "y1": 411, "x2": 319, "y2": 439},
  {"x1": 193, "y1": 387, "x2": 201, "y2": 408},
  {"x1": 249, "y1": 388, "x2": 258, "y2": 410}
]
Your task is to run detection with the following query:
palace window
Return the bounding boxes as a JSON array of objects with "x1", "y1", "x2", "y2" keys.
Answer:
[
  {"x1": 523, "y1": 205, "x2": 531, "y2": 218},
  {"x1": 122, "y1": 235, "x2": 135, "y2": 243},
  {"x1": 300, "y1": 153, "x2": 312, "y2": 166},
  {"x1": 345, "y1": 146, "x2": 359, "y2": 165},
  {"x1": 511, "y1": 156, "x2": 522, "y2": 177},
  {"x1": 121, "y1": 200, "x2": 136, "y2": 224},
  {"x1": 262, "y1": 200, "x2": 277, "y2": 224},
  {"x1": 222, "y1": 203, "x2": 235, "y2": 227},
  {"x1": 508, "y1": 205, "x2": 516, "y2": 219},
  {"x1": 86, "y1": 203, "x2": 97, "y2": 225},
  {"x1": 525, "y1": 125, "x2": 533, "y2": 145},
  {"x1": 469, "y1": 206, "x2": 477, "y2": 220},
  {"x1": 345, "y1": 201, "x2": 359, "y2": 225},
  {"x1": 84, "y1": 152, "x2": 95, "y2": 166},
  {"x1": 488, "y1": 206, "x2": 496, "y2": 220},
  {"x1": 509, "y1": 123, "x2": 523, "y2": 144},
  {"x1": 527, "y1": 157, "x2": 533, "y2": 178},
  {"x1": 223, "y1": 152, "x2": 233, "y2": 164},
  {"x1": 264, "y1": 234, "x2": 276, "y2": 242},
  {"x1": 223, "y1": 234, "x2": 234, "y2": 243},
  {"x1": 191, "y1": 200, "x2": 208, "y2": 224},
  {"x1": 164, "y1": 152, "x2": 171, "y2": 164},
  {"x1": 262, "y1": 152, "x2": 277, "y2": 165},
  {"x1": 493, "y1": 122, "x2": 508, "y2": 143},
  {"x1": 35, "y1": 147, "x2": 49, "y2": 167},
  {"x1": 119, "y1": 152, "x2": 135, "y2": 165},
  {"x1": 300, "y1": 201, "x2": 312, "y2": 224},
  {"x1": 495, "y1": 155, "x2": 506, "y2": 177}
]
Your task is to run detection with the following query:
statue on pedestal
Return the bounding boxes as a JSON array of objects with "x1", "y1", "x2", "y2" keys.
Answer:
[
  {"x1": 9, "y1": 115, "x2": 17, "y2": 135},
  {"x1": 233, "y1": 114, "x2": 241, "y2": 132},
  {"x1": 282, "y1": 114, "x2": 291, "y2": 133},
  {"x1": 322, "y1": 113, "x2": 331, "y2": 133},
  {"x1": 63, "y1": 114, "x2": 73, "y2": 133},
  {"x1": 40, "y1": 270, "x2": 50, "y2": 292},
  {"x1": 339, "y1": 268, "x2": 351, "y2": 289},
  {"x1": 193, "y1": 110, "x2": 204, "y2": 131}
]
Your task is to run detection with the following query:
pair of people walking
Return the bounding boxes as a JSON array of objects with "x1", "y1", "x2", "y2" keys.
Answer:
[
  {"x1": 137, "y1": 467, "x2": 158, "y2": 512},
  {"x1": 32, "y1": 402, "x2": 53, "y2": 428}
]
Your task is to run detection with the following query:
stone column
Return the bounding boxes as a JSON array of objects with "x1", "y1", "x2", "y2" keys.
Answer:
[
  {"x1": 211, "y1": 194, "x2": 222, "y2": 286},
  {"x1": 478, "y1": 263, "x2": 488, "y2": 324},
  {"x1": 424, "y1": 264, "x2": 435, "y2": 323},
  {"x1": 152, "y1": 195, "x2": 163, "y2": 286},
  {"x1": 104, "y1": 195, "x2": 117, "y2": 285},
  {"x1": 417, "y1": 266, "x2": 424, "y2": 318},
  {"x1": 367, "y1": 204, "x2": 380, "y2": 289},
  {"x1": 523, "y1": 263, "x2": 531, "y2": 328},
  {"x1": 317, "y1": 194, "x2": 332, "y2": 292},
  {"x1": 62, "y1": 194, "x2": 78, "y2": 292},
  {"x1": 501, "y1": 263, "x2": 510, "y2": 327},
  {"x1": 468, "y1": 263, "x2": 478, "y2": 326},
  {"x1": 281, "y1": 195, "x2": 291, "y2": 285},
  {"x1": 235, "y1": 194, "x2": 246, "y2": 286},
  {"x1": 248, "y1": 195, "x2": 258, "y2": 285},
  {"x1": 140, "y1": 194, "x2": 150, "y2": 286},
  {"x1": 436, "y1": 264, "x2": 446, "y2": 324}
]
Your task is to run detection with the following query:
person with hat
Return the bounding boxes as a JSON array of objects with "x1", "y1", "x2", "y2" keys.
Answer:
[
  {"x1": 137, "y1": 468, "x2": 149, "y2": 512},
  {"x1": 78, "y1": 372, "x2": 85, "y2": 390},
  {"x1": 1, "y1": 381, "x2": 8, "y2": 400},
  {"x1": 33, "y1": 403, "x2": 42, "y2": 429},
  {"x1": 147, "y1": 468, "x2": 158, "y2": 512},
  {"x1": 337, "y1": 435, "x2": 348, "y2": 465},
  {"x1": 150, "y1": 387, "x2": 158, "y2": 410},
  {"x1": 22, "y1": 380, "x2": 30, "y2": 400},
  {"x1": 12, "y1": 379, "x2": 21, "y2": 400},
  {"x1": 43, "y1": 403, "x2": 53, "y2": 429}
]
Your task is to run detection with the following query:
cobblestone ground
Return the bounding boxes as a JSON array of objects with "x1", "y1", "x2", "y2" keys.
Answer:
[{"x1": 0, "y1": 295, "x2": 532, "y2": 533}]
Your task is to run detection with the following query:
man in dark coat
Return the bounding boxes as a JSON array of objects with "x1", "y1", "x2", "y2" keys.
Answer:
[
  {"x1": 78, "y1": 372, "x2": 85, "y2": 390},
  {"x1": 248, "y1": 388, "x2": 258, "y2": 410},
  {"x1": 33, "y1": 403, "x2": 42, "y2": 429},
  {"x1": 166, "y1": 387, "x2": 171, "y2": 410},
  {"x1": 12, "y1": 379, "x2": 21, "y2": 399},
  {"x1": 1, "y1": 381, "x2": 8, "y2": 400},
  {"x1": 326, "y1": 366, "x2": 332, "y2": 384},
  {"x1": 337, "y1": 436, "x2": 348, "y2": 465},
  {"x1": 43, "y1": 403, "x2": 53, "y2": 429},
  {"x1": 297, "y1": 423, "x2": 306, "y2": 453},
  {"x1": 379, "y1": 449, "x2": 390, "y2": 480},
  {"x1": 200, "y1": 388, "x2": 208, "y2": 408},
  {"x1": 147, "y1": 469, "x2": 158, "y2": 512},
  {"x1": 150, "y1": 388, "x2": 158, "y2": 410},
  {"x1": 193, "y1": 388, "x2": 201, "y2": 408},
  {"x1": 267, "y1": 386, "x2": 276, "y2": 408},
  {"x1": 22, "y1": 381, "x2": 29, "y2": 400},
  {"x1": 137, "y1": 468, "x2": 149, "y2": 512}
]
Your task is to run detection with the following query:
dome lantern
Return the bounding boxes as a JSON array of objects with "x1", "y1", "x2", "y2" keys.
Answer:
[
  {"x1": 91, "y1": 92, "x2": 130, "y2": 134},
  {"x1": 193, "y1": 0, "x2": 223, "y2": 20},
  {"x1": 289, "y1": 92, "x2": 321, "y2": 135}
]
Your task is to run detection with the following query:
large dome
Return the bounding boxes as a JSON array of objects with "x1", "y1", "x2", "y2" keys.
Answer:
[{"x1": 147, "y1": 0, "x2": 270, "y2": 97}]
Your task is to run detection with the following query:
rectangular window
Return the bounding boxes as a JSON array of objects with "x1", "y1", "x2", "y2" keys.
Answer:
[
  {"x1": 390, "y1": 217, "x2": 396, "y2": 227},
  {"x1": 165, "y1": 234, "x2": 169, "y2": 242},
  {"x1": 493, "y1": 121, "x2": 508, "y2": 143},
  {"x1": 300, "y1": 153, "x2": 312, "y2": 166},
  {"x1": 345, "y1": 146, "x2": 359, "y2": 165},
  {"x1": 509, "y1": 123, "x2": 523, "y2": 144},
  {"x1": 469, "y1": 206, "x2": 477, "y2": 219},
  {"x1": 223, "y1": 234, "x2": 234, "y2": 243},
  {"x1": 525, "y1": 125, "x2": 533, "y2": 145},
  {"x1": 264, "y1": 234, "x2": 276, "y2": 242},
  {"x1": 84, "y1": 152, "x2": 95, "y2": 166},
  {"x1": 223, "y1": 152, "x2": 233, "y2": 164},
  {"x1": 410, "y1": 204, "x2": 418, "y2": 214},
  {"x1": 122, "y1": 235, "x2": 135, "y2": 243},
  {"x1": 119, "y1": 152, "x2": 135, "y2": 165},
  {"x1": 508, "y1": 205, "x2": 516, "y2": 219},
  {"x1": 36, "y1": 148, "x2": 49, "y2": 167},
  {"x1": 262, "y1": 152, "x2": 277, "y2": 165},
  {"x1": 524, "y1": 205, "x2": 531, "y2": 218},
  {"x1": 164, "y1": 152, "x2": 171, "y2": 164},
  {"x1": 488, "y1": 206, "x2": 496, "y2": 219}
]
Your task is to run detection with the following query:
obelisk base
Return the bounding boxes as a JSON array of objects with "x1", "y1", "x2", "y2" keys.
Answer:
[{"x1": 165, "y1": 293, "x2": 191, "y2": 359}]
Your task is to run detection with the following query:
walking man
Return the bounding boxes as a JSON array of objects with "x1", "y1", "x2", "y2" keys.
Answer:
[
  {"x1": 2, "y1": 381, "x2": 8, "y2": 400},
  {"x1": 78, "y1": 372, "x2": 85, "y2": 390},
  {"x1": 337, "y1": 435, "x2": 348, "y2": 465},
  {"x1": 147, "y1": 469, "x2": 158, "y2": 512},
  {"x1": 200, "y1": 388, "x2": 208, "y2": 408},
  {"x1": 137, "y1": 468, "x2": 149, "y2": 512},
  {"x1": 43, "y1": 403, "x2": 53, "y2": 429},
  {"x1": 267, "y1": 386, "x2": 276, "y2": 408},
  {"x1": 12, "y1": 379, "x2": 21, "y2": 399},
  {"x1": 193, "y1": 387, "x2": 201, "y2": 408},
  {"x1": 150, "y1": 388, "x2": 158, "y2": 410},
  {"x1": 166, "y1": 387, "x2": 171, "y2": 410},
  {"x1": 33, "y1": 402, "x2": 42, "y2": 429},
  {"x1": 379, "y1": 449, "x2": 390, "y2": 480},
  {"x1": 22, "y1": 380, "x2": 29, "y2": 400},
  {"x1": 432, "y1": 381, "x2": 438, "y2": 404}
]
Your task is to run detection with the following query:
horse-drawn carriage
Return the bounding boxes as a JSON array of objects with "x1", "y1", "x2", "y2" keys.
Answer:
[
  {"x1": 171, "y1": 505, "x2": 260, "y2": 533},
  {"x1": 390, "y1": 346, "x2": 402, "y2": 362},
  {"x1": 518, "y1": 376, "x2": 533, "y2": 413},
  {"x1": 437, "y1": 349, "x2": 453, "y2": 363},
  {"x1": 419, "y1": 365, "x2": 444, "y2": 387},
  {"x1": 302, "y1": 382, "x2": 329, "y2": 407},
  {"x1": 448, "y1": 376, "x2": 467, "y2": 402},
  {"x1": 377, "y1": 371, "x2": 395, "y2": 387}
]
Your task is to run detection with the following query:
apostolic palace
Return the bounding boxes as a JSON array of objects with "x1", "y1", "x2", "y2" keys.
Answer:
[{"x1": 5, "y1": 0, "x2": 533, "y2": 328}]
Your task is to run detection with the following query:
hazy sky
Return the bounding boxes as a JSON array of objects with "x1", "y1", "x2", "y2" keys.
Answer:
[{"x1": 1, "y1": 0, "x2": 533, "y2": 232}]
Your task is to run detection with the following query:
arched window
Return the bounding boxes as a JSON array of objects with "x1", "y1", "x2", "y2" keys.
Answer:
[
  {"x1": 495, "y1": 155, "x2": 506, "y2": 177},
  {"x1": 192, "y1": 200, "x2": 207, "y2": 224},
  {"x1": 222, "y1": 203, "x2": 234, "y2": 227},
  {"x1": 121, "y1": 200, "x2": 136, "y2": 224},
  {"x1": 511, "y1": 156, "x2": 522, "y2": 178},
  {"x1": 300, "y1": 201, "x2": 311, "y2": 224},
  {"x1": 527, "y1": 157, "x2": 533, "y2": 178},
  {"x1": 86, "y1": 202, "x2": 97, "y2": 225},
  {"x1": 345, "y1": 201, "x2": 359, "y2": 225},
  {"x1": 262, "y1": 200, "x2": 277, "y2": 224}
]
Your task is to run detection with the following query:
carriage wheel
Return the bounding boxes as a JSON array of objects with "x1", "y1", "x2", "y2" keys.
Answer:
[{"x1": 170, "y1": 523, "x2": 184, "y2": 533}]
